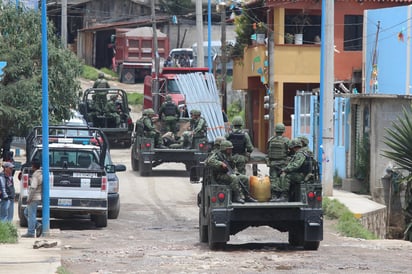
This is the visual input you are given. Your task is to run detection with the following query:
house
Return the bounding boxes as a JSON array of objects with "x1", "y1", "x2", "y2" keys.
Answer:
[{"x1": 231, "y1": 0, "x2": 411, "y2": 154}]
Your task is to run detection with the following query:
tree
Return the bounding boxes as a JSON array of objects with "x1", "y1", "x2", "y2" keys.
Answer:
[{"x1": 0, "y1": 3, "x2": 82, "y2": 150}]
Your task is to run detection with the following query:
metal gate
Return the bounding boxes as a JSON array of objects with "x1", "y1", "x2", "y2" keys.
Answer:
[{"x1": 293, "y1": 92, "x2": 349, "y2": 178}]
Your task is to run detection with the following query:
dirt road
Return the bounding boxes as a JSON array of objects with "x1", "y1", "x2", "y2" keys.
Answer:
[{"x1": 58, "y1": 148, "x2": 412, "y2": 274}]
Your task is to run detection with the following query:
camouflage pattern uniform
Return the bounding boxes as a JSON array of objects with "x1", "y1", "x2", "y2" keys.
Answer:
[
  {"x1": 158, "y1": 95, "x2": 180, "y2": 134},
  {"x1": 190, "y1": 110, "x2": 208, "y2": 138},
  {"x1": 266, "y1": 123, "x2": 290, "y2": 201},
  {"x1": 278, "y1": 139, "x2": 313, "y2": 201},
  {"x1": 206, "y1": 141, "x2": 257, "y2": 203},
  {"x1": 204, "y1": 136, "x2": 226, "y2": 165},
  {"x1": 93, "y1": 72, "x2": 110, "y2": 88},
  {"x1": 225, "y1": 116, "x2": 253, "y2": 174},
  {"x1": 106, "y1": 95, "x2": 121, "y2": 126},
  {"x1": 140, "y1": 108, "x2": 162, "y2": 148}
]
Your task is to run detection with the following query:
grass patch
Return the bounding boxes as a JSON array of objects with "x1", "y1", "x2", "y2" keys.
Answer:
[
  {"x1": 128, "y1": 92, "x2": 143, "y2": 105},
  {"x1": 0, "y1": 222, "x2": 18, "y2": 244},
  {"x1": 100, "y1": 67, "x2": 117, "y2": 78},
  {"x1": 56, "y1": 266, "x2": 72, "y2": 274},
  {"x1": 323, "y1": 197, "x2": 377, "y2": 240},
  {"x1": 81, "y1": 65, "x2": 117, "y2": 81}
]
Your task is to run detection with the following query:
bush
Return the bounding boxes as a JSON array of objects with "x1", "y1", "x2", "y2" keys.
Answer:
[
  {"x1": 0, "y1": 222, "x2": 18, "y2": 244},
  {"x1": 127, "y1": 93, "x2": 143, "y2": 106},
  {"x1": 323, "y1": 197, "x2": 377, "y2": 240}
]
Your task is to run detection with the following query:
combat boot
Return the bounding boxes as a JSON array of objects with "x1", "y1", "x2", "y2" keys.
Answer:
[
  {"x1": 245, "y1": 195, "x2": 258, "y2": 202},
  {"x1": 270, "y1": 191, "x2": 288, "y2": 202},
  {"x1": 232, "y1": 191, "x2": 245, "y2": 204}
]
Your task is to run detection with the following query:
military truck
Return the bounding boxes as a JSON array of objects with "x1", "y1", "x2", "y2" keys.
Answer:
[
  {"x1": 79, "y1": 88, "x2": 133, "y2": 147},
  {"x1": 191, "y1": 161, "x2": 323, "y2": 250},
  {"x1": 18, "y1": 126, "x2": 118, "y2": 228},
  {"x1": 130, "y1": 118, "x2": 209, "y2": 176}
]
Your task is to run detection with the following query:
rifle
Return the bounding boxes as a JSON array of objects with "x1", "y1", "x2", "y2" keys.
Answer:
[{"x1": 221, "y1": 157, "x2": 252, "y2": 198}]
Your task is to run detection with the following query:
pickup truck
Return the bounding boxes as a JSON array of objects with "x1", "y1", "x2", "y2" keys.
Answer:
[
  {"x1": 78, "y1": 88, "x2": 134, "y2": 147},
  {"x1": 130, "y1": 119, "x2": 209, "y2": 176},
  {"x1": 18, "y1": 126, "x2": 122, "y2": 228},
  {"x1": 190, "y1": 162, "x2": 323, "y2": 250}
]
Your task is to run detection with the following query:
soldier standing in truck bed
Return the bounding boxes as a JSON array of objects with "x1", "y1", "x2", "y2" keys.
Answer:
[
  {"x1": 158, "y1": 95, "x2": 180, "y2": 134},
  {"x1": 93, "y1": 72, "x2": 110, "y2": 88}
]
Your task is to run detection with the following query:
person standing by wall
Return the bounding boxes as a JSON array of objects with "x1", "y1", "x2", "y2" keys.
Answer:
[
  {"x1": 0, "y1": 162, "x2": 16, "y2": 222},
  {"x1": 22, "y1": 159, "x2": 43, "y2": 238}
]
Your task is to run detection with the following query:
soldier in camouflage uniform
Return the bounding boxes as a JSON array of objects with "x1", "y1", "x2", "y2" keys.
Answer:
[
  {"x1": 158, "y1": 95, "x2": 180, "y2": 134},
  {"x1": 105, "y1": 95, "x2": 121, "y2": 127},
  {"x1": 297, "y1": 136, "x2": 313, "y2": 157},
  {"x1": 204, "y1": 136, "x2": 226, "y2": 165},
  {"x1": 190, "y1": 109, "x2": 208, "y2": 139},
  {"x1": 277, "y1": 139, "x2": 314, "y2": 202},
  {"x1": 139, "y1": 108, "x2": 163, "y2": 148},
  {"x1": 206, "y1": 140, "x2": 257, "y2": 204},
  {"x1": 266, "y1": 123, "x2": 290, "y2": 201},
  {"x1": 93, "y1": 72, "x2": 110, "y2": 88},
  {"x1": 226, "y1": 116, "x2": 253, "y2": 174}
]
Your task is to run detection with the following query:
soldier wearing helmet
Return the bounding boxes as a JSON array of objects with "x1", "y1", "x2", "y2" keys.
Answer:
[
  {"x1": 188, "y1": 109, "x2": 208, "y2": 148},
  {"x1": 93, "y1": 72, "x2": 110, "y2": 88},
  {"x1": 139, "y1": 108, "x2": 163, "y2": 148},
  {"x1": 266, "y1": 122, "x2": 290, "y2": 202},
  {"x1": 225, "y1": 116, "x2": 254, "y2": 174},
  {"x1": 206, "y1": 140, "x2": 257, "y2": 204},
  {"x1": 158, "y1": 94, "x2": 180, "y2": 134},
  {"x1": 277, "y1": 139, "x2": 313, "y2": 202},
  {"x1": 297, "y1": 136, "x2": 314, "y2": 157},
  {"x1": 104, "y1": 94, "x2": 121, "y2": 127}
]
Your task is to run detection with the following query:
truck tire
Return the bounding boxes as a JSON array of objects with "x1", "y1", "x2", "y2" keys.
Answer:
[
  {"x1": 131, "y1": 147, "x2": 139, "y2": 171},
  {"x1": 199, "y1": 211, "x2": 208, "y2": 243},
  {"x1": 108, "y1": 198, "x2": 120, "y2": 219},
  {"x1": 92, "y1": 212, "x2": 108, "y2": 228},
  {"x1": 208, "y1": 217, "x2": 226, "y2": 250},
  {"x1": 303, "y1": 241, "x2": 320, "y2": 251},
  {"x1": 18, "y1": 199, "x2": 28, "y2": 227}
]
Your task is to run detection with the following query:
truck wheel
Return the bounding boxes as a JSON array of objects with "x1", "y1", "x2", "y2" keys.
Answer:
[
  {"x1": 108, "y1": 198, "x2": 120, "y2": 219},
  {"x1": 92, "y1": 212, "x2": 108, "y2": 228},
  {"x1": 288, "y1": 227, "x2": 304, "y2": 247},
  {"x1": 208, "y1": 218, "x2": 226, "y2": 250},
  {"x1": 303, "y1": 241, "x2": 320, "y2": 250},
  {"x1": 199, "y1": 211, "x2": 208, "y2": 243},
  {"x1": 131, "y1": 147, "x2": 139, "y2": 171},
  {"x1": 18, "y1": 199, "x2": 28, "y2": 227}
]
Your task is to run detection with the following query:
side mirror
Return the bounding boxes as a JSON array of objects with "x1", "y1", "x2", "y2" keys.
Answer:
[{"x1": 115, "y1": 164, "x2": 126, "y2": 172}]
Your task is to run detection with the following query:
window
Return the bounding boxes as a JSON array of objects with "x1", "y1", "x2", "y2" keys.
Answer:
[{"x1": 344, "y1": 15, "x2": 363, "y2": 51}]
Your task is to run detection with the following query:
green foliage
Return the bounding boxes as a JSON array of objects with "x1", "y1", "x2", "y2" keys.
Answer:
[
  {"x1": 159, "y1": 0, "x2": 194, "y2": 16},
  {"x1": 227, "y1": 100, "x2": 245, "y2": 122},
  {"x1": 56, "y1": 266, "x2": 72, "y2": 274},
  {"x1": 0, "y1": 222, "x2": 18, "y2": 244},
  {"x1": 127, "y1": 93, "x2": 143, "y2": 106},
  {"x1": 354, "y1": 135, "x2": 370, "y2": 191},
  {"x1": 333, "y1": 169, "x2": 342, "y2": 187},
  {"x1": 0, "y1": 3, "x2": 82, "y2": 145},
  {"x1": 82, "y1": 65, "x2": 99, "y2": 80},
  {"x1": 323, "y1": 197, "x2": 377, "y2": 239},
  {"x1": 100, "y1": 67, "x2": 117, "y2": 79}
]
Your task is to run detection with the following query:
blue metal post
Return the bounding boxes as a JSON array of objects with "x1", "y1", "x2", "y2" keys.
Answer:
[
  {"x1": 318, "y1": 0, "x2": 326, "y2": 179},
  {"x1": 208, "y1": 0, "x2": 212, "y2": 72},
  {"x1": 41, "y1": 0, "x2": 50, "y2": 235}
]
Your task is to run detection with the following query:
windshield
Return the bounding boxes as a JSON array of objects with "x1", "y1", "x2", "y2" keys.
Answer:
[
  {"x1": 33, "y1": 150, "x2": 99, "y2": 168},
  {"x1": 167, "y1": 80, "x2": 180, "y2": 94}
]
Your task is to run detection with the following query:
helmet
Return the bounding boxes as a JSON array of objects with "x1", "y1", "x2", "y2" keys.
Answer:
[
  {"x1": 165, "y1": 95, "x2": 172, "y2": 102},
  {"x1": 144, "y1": 108, "x2": 155, "y2": 115},
  {"x1": 288, "y1": 139, "x2": 302, "y2": 149},
  {"x1": 98, "y1": 72, "x2": 104, "y2": 79},
  {"x1": 220, "y1": 140, "x2": 234, "y2": 151},
  {"x1": 214, "y1": 136, "x2": 226, "y2": 146},
  {"x1": 110, "y1": 95, "x2": 117, "y2": 100},
  {"x1": 232, "y1": 116, "x2": 244, "y2": 127},
  {"x1": 298, "y1": 136, "x2": 309, "y2": 147},
  {"x1": 191, "y1": 109, "x2": 201, "y2": 116},
  {"x1": 275, "y1": 123, "x2": 285, "y2": 133}
]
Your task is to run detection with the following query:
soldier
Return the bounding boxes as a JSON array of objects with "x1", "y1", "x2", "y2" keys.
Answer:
[
  {"x1": 204, "y1": 136, "x2": 226, "y2": 165},
  {"x1": 277, "y1": 139, "x2": 314, "y2": 202},
  {"x1": 158, "y1": 95, "x2": 180, "y2": 134},
  {"x1": 206, "y1": 140, "x2": 257, "y2": 203},
  {"x1": 106, "y1": 95, "x2": 121, "y2": 127},
  {"x1": 297, "y1": 135, "x2": 314, "y2": 157},
  {"x1": 140, "y1": 108, "x2": 163, "y2": 148},
  {"x1": 226, "y1": 116, "x2": 253, "y2": 174},
  {"x1": 266, "y1": 123, "x2": 290, "y2": 202},
  {"x1": 190, "y1": 109, "x2": 208, "y2": 139},
  {"x1": 93, "y1": 72, "x2": 110, "y2": 88}
]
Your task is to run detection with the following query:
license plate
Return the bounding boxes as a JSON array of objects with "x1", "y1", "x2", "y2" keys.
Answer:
[
  {"x1": 58, "y1": 198, "x2": 72, "y2": 206},
  {"x1": 73, "y1": 172, "x2": 97, "y2": 178},
  {"x1": 81, "y1": 178, "x2": 91, "y2": 188}
]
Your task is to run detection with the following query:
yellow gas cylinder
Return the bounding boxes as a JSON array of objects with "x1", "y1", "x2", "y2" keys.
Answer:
[{"x1": 249, "y1": 175, "x2": 271, "y2": 202}]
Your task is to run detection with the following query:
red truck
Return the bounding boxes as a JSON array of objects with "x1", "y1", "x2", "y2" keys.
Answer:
[
  {"x1": 143, "y1": 67, "x2": 209, "y2": 113},
  {"x1": 114, "y1": 27, "x2": 170, "y2": 84}
]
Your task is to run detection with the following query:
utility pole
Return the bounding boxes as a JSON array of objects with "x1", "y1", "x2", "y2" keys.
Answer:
[
  {"x1": 219, "y1": 3, "x2": 227, "y2": 112},
  {"x1": 319, "y1": 0, "x2": 334, "y2": 196},
  {"x1": 151, "y1": 0, "x2": 160, "y2": 112},
  {"x1": 196, "y1": 0, "x2": 204, "y2": 67},
  {"x1": 61, "y1": 0, "x2": 67, "y2": 49}
]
